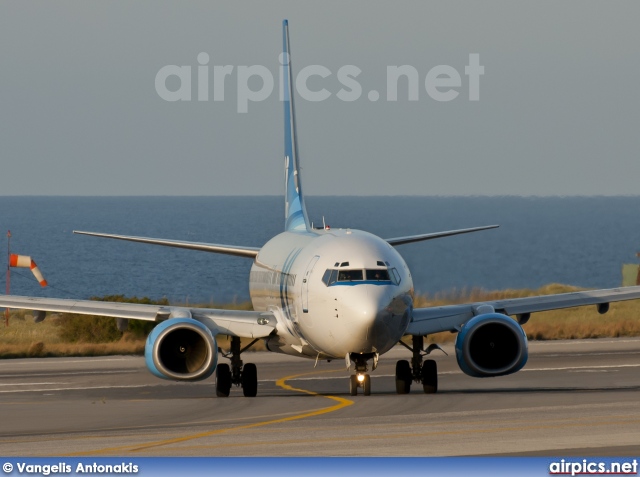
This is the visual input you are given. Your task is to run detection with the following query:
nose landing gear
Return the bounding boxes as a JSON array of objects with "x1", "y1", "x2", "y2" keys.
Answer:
[
  {"x1": 349, "y1": 373, "x2": 371, "y2": 396},
  {"x1": 347, "y1": 353, "x2": 376, "y2": 396}
]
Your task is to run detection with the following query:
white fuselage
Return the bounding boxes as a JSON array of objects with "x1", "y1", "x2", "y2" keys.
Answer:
[{"x1": 249, "y1": 229, "x2": 414, "y2": 360}]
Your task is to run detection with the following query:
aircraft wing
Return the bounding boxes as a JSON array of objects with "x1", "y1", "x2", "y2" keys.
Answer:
[
  {"x1": 73, "y1": 231, "x2": 260, "y2": 258},
  {"x1": 0, "y1": 295, "x2": 275, "y2": 339},
  {"x1": 385, "y1": 225, "x2": 499, "y2": 246},
  {"x1": 407, "y1": 285, "x2": 640, "y2": 336}
]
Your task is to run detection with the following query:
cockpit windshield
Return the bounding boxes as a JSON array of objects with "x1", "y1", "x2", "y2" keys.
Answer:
[
  {"x1": 322, "y1": 267, "x2": 399, "y2": 286},
  {"x1": 365, "y1": 269, "x2": 390, "y2": 281},
  {"x1": 338, "y1": 270, "x2": 363, "y2": 281}
]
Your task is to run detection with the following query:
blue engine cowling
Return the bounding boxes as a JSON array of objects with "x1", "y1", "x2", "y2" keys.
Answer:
[
  {"x1": 455, "y1": 313, "x2": 528, "y2": 378},
  {"x1": 144, "y1": 318, "x2": 218, "y2": 381}
]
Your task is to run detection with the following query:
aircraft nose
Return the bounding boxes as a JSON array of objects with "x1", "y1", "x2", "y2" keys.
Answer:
[{"x1": 342, "y1": 286, "x2": 406, "y2": 353}]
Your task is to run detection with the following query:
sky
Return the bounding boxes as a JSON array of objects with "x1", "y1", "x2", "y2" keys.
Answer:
[{"x1": 1, "y1": 1, "x2": 639, "y2": 196}]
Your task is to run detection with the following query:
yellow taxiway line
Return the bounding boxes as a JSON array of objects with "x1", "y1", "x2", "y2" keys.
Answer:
[{"x1": 66, "y1": 369, "x2": 353, "y2": 456}]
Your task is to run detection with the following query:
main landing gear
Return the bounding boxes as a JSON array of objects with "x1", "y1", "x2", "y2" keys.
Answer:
[
  {"x1": 347, "y1": 353, "x2": 377, "y2": 396},
  {"x1": 396, "y1": 335, "x2": 444, "y2": 394},
  {"x1": 216, "y1": 336, "x2": 260, "y2": 397}
]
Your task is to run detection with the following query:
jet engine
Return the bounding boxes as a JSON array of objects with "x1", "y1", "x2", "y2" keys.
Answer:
[
  {"x1": 144, "y1": 318, "x2": 218, "y2": 381},
  {"x1": 455, "y1": 313, "x2": 528, "y2": 378}
]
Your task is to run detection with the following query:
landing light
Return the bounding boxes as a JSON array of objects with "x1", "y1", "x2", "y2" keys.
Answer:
[{"x1": 357, "y1": 374, "x2": 365, "y2": 382}]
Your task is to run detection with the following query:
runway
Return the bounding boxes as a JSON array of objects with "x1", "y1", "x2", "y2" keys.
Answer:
[{"x1": 1, "y1": 338, "x2": 640, "y2": 456}]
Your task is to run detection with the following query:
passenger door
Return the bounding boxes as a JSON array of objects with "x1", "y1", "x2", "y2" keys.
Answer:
[{"x1": 301, "y1": 255, "x2": 320, "y2": 313}]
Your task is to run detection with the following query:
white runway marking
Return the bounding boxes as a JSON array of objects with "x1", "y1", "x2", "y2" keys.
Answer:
[
  {"x1": 569, "y1": 369, "x2": 616, "y2": 373},
  {"x1": 522, "y1": 363, "x2": 640, "y2": 372},
  {"x1": 0, "y1": 384, "x2": 154, "y2": 394},
  {"x1": 533, "y1": 339, "x2": 640, "y2": 346},
  {"x1": 0, "y1": 357, "x2": 135, "y2": 367},
  {"x1": 0, "y1": 370, "x2": 138, "y2": 378},
  {"x1": 542, "y1": 352, "x2": 640, "y2": 357},
  {"x1": 288, "y1": 363, "x2": 640, "y2": 380},
  {"x1": 2, "y1": 363, "x2": 639, "y2": 392}
]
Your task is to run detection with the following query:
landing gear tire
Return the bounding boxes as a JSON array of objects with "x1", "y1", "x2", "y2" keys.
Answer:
[
  {"x1": 241, "y1": 363, "x2": 258, "y2": 397},
  {"x1": 395, "y1": 360, "x2": 411, "y2": 394},
  {"x1": 215, "y1": 363, "x2": 231, "y2": 397},
  {"x1": 349, "y1": 375, "x2": 358, "y2": 396},
  {"x1": 421, "y1": 359, "x2": 437, "y2": 394},
  {"x1": 362, "y1": 374, "x2": 371, "y2": 396}
]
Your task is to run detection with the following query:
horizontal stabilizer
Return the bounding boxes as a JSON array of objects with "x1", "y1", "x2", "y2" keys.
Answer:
[
  {"x1": 385, "y1": 225, "x2": 499, "y2": 246},
  {"x1": 74, "y1": 231, "x2": 259, "y2": 258}
]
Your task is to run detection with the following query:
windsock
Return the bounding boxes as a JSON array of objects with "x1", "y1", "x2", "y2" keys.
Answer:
[{"x1": 9, "y1": 254, "x2": 48, "y2": 287}]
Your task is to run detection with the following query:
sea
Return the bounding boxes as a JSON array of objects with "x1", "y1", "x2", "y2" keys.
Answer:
[{"x1": 1, "y1": 196, "x2": 639, "y2": 304}]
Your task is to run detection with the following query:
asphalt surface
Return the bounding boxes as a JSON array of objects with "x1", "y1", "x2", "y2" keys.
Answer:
[{"x1": 1, "y1": 338, "x2": 640, "y2": 456}]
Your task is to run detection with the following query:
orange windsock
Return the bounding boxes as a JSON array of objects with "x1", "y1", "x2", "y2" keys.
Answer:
[{"x1": 9, "y1": 254, "x2": 48, "y2": 287}]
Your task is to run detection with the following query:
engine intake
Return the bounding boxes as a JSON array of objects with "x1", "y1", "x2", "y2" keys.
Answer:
[
  {"x1": 145, "y1": 318, "x2": 218, "y2": 381},
  {"x1": 455, "y1": 313, "x2": 528, "y2": 378}
]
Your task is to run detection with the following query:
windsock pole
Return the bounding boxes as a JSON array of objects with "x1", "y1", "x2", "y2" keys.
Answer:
[
  {"x1": 5, "y1": 230, "x2": 10, "y2": 327},
  {"x1": 5, "y1": 236, "x2": 49, "y2": 326}
]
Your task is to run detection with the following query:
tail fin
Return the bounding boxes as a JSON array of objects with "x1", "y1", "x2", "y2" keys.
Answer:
[{"x1": 282, "y1": 20, "x2": 310, "y2": 232}]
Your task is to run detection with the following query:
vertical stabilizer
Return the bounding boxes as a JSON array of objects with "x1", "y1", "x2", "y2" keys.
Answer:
[{"x1": 282, "y1": 20, "x2": 311, "y2": 232}]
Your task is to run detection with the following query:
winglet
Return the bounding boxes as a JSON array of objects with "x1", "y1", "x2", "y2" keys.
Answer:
[{"x1": 282, "y1": 20, "x2": 311, "y2": 232}]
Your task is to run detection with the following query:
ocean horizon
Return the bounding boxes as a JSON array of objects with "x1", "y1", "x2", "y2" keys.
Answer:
[{"x1": 1, "y1": 196, "x2": 639, "y2": 304}]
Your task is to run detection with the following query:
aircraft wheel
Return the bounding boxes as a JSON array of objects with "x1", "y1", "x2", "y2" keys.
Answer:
[
  {"x1": 215, "y1": 363, "x2": 231, "y2": 397},
  {"x1": 349, "y1": 375, "x2": 358, "y2": 396},
  {"x1": 421, "y1": 359, "x2": 438, "y2": 394},
  {"x1": 241, "y1": 363, "x2": 258, "y2": 397},
  {"x1": 395, "y1": 360, "x2": 411, "y2": 394},
  {"x1": 362, "y1": 374, "x2": 371, "y2": 396}
]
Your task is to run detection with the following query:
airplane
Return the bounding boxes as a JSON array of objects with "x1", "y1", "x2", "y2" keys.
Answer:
[{"x1": 3, "y1": 20, "x2": 640, "y2": 397}]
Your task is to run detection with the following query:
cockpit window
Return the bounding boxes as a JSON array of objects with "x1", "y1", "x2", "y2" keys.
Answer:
[
  {"x1": 322, "y1": 269, "x2": 339, "y2": 286},
  {"x1": 365, "y1": 269, "x2": 390, "y2": 281},
  {"x1": 338, "y1": 269, "x2": 363, "y2": 281},
  {"x1": 322, "y1": 267, "x2": 398, "y2": 286}
]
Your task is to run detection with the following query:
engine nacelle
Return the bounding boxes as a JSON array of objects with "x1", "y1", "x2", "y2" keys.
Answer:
[
  {"x1": 455, "y1": 313, "x2": 528, "y2": 378},
  {"x1": 144, "y1": 318, "x2": 218, "y2": 381}
]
